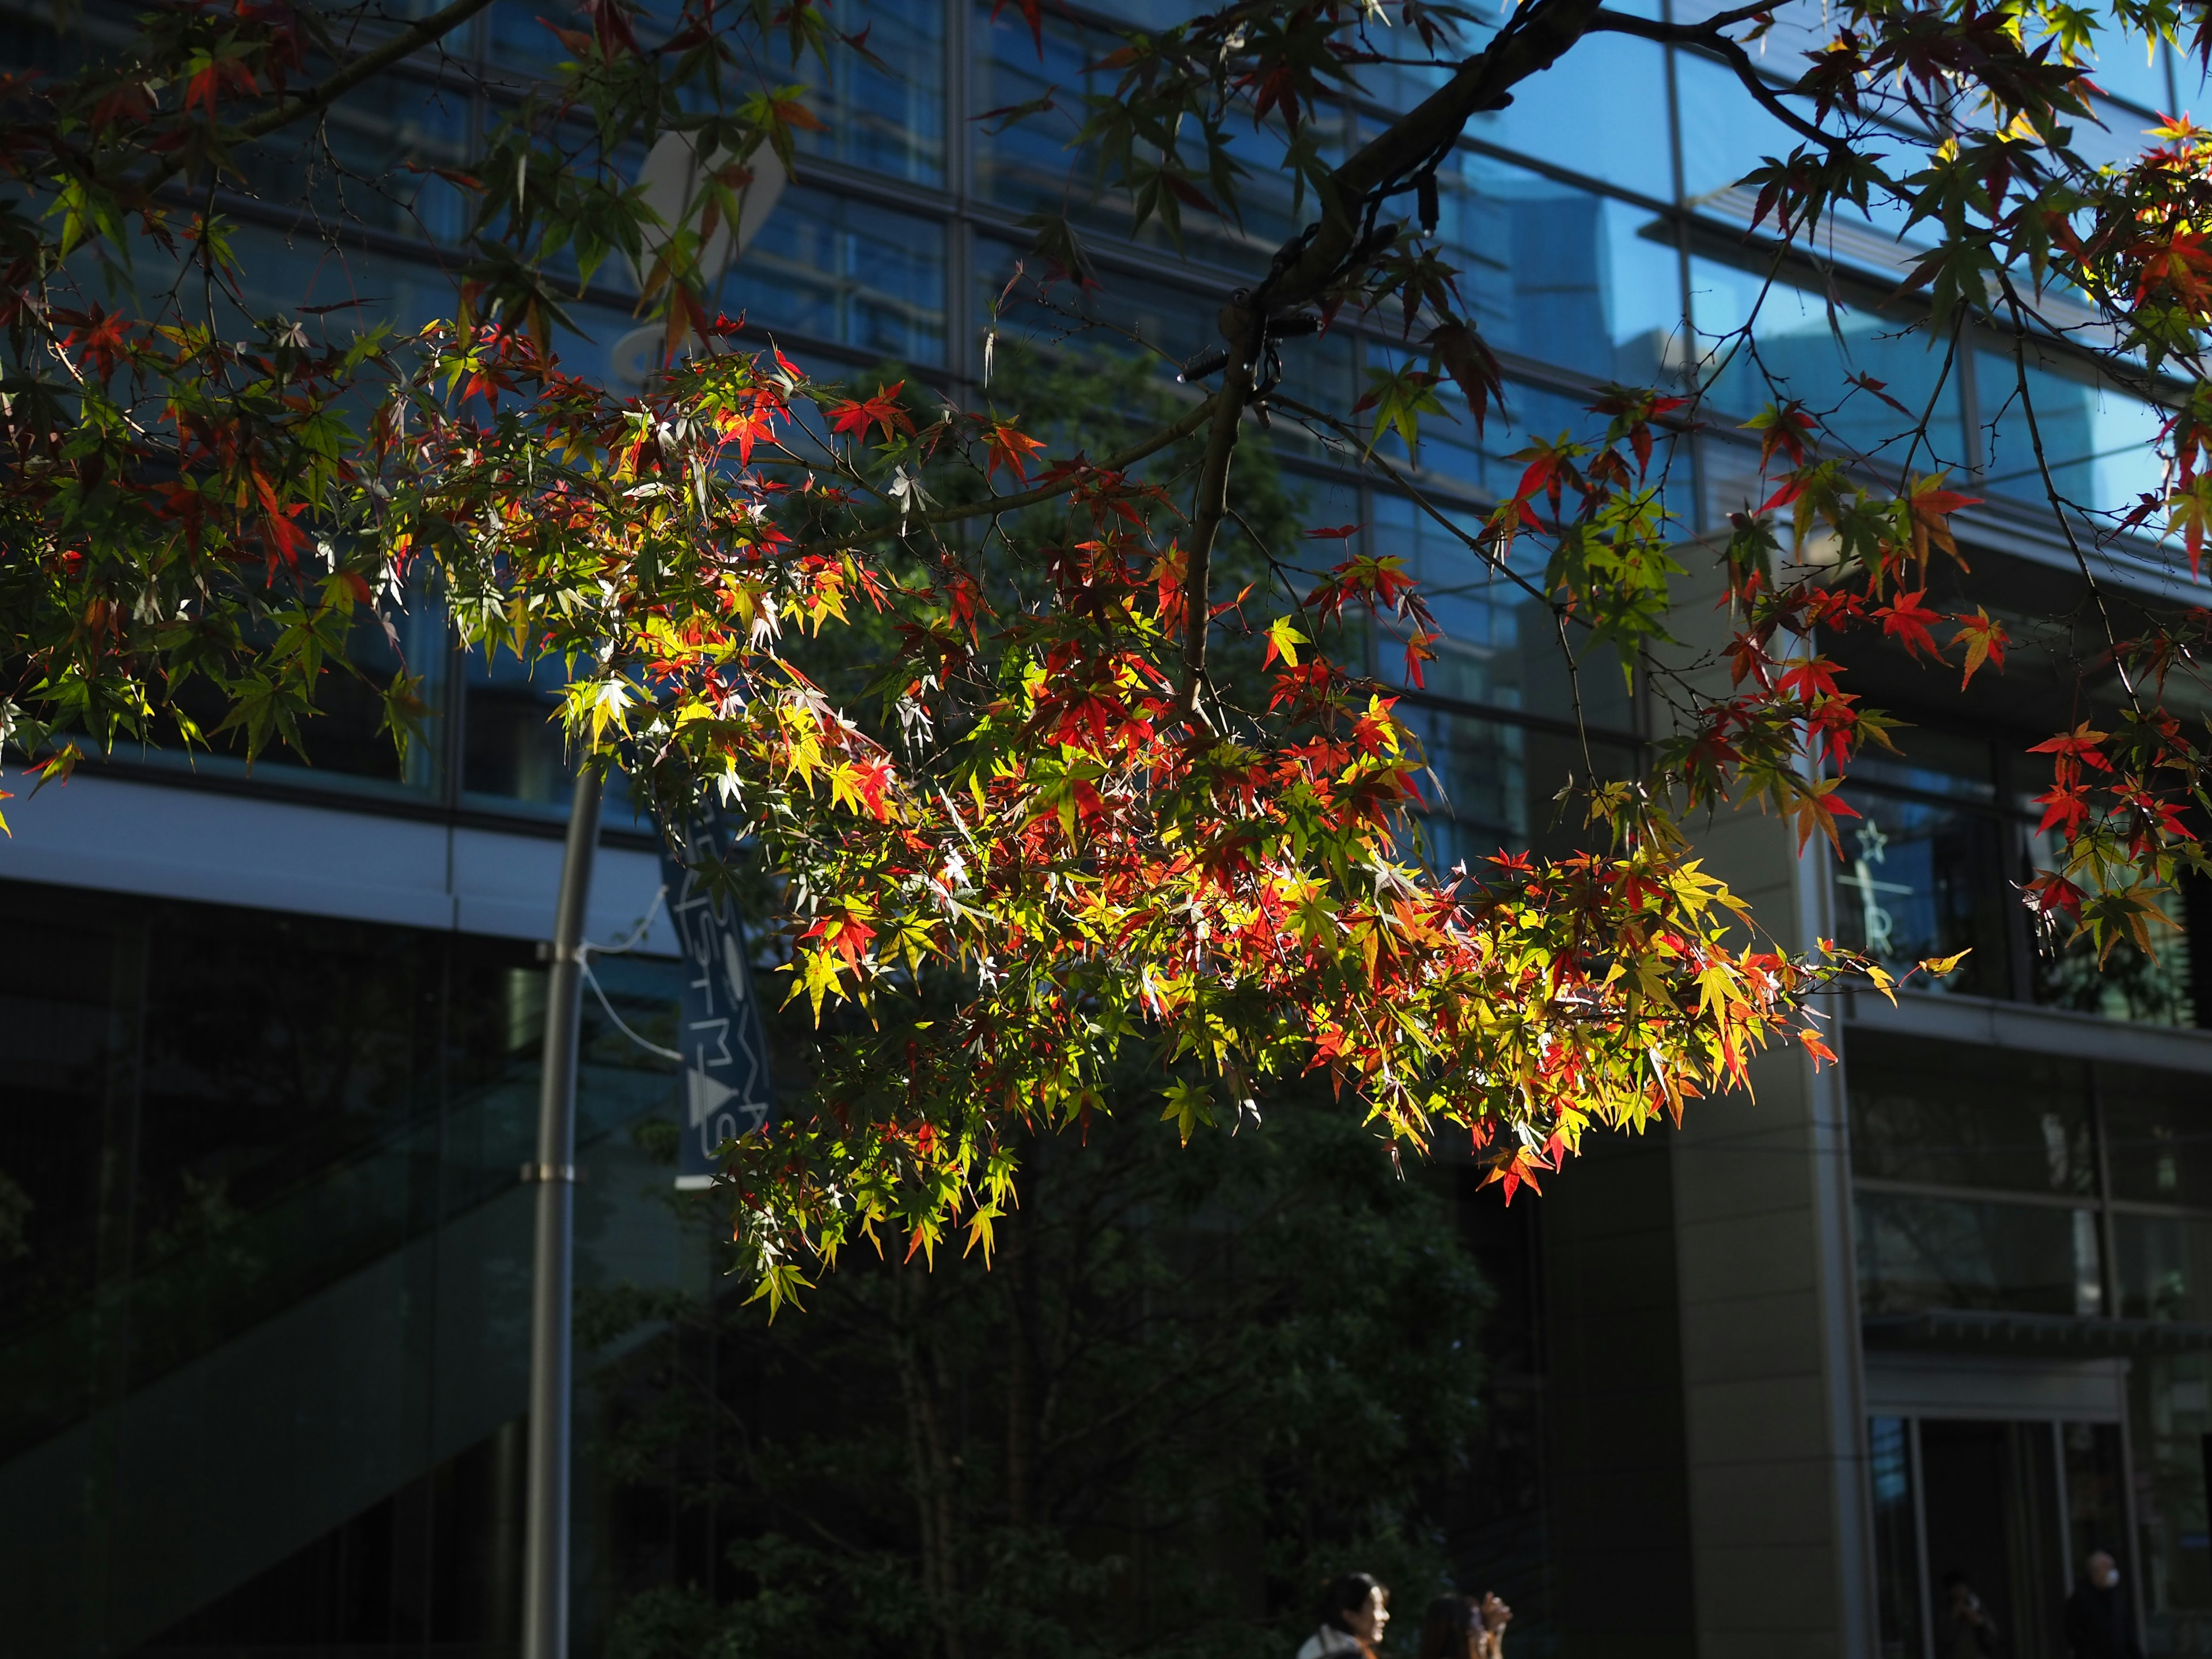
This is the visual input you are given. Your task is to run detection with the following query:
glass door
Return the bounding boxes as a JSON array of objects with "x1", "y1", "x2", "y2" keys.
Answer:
[{"x1": 1873, "y1": 1416, "x2": 2131, "y2": 1659}]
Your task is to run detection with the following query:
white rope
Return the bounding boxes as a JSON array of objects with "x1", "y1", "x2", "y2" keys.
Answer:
[
  {"x1": 580, "y1": 958, "x2": 684, "y2": 1063},
  {"x1": 577, "y1": 883, "x2": 669, "y2": 960}
]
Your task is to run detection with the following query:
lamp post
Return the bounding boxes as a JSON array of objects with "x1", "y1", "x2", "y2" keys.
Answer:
[
  {"x1": 518, "y1": 133, "x2": 785, "y2": 1659},
  {"x1": 521, "y1": 767, "x2": 602, "y2": 1659}
]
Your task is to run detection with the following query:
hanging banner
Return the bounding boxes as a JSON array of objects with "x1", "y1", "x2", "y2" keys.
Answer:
[{"x1": 659, "y1": 812, "x2": 774, "y2": 1190}]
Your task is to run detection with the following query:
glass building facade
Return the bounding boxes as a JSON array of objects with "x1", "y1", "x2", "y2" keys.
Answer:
[{"x1": 6, "y1": 0, "x2": 2212, "y2": 1653}]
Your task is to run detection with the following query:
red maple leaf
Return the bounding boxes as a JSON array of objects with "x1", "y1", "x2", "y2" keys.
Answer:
[
  {"x1": 827, "y1": 381, "x2": 914, "y2": 445},
  {"x1": 1876, "y1": 589, "x2": 1944, "y2": 661},
  {"x1": 986, "y1": 421, "x2": 1047, "y2": 486}
]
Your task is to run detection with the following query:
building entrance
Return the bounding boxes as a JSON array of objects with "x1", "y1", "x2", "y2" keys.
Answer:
[{"x1": 1868, "y1": 1356, "x2": 2137, "y2": 1659}]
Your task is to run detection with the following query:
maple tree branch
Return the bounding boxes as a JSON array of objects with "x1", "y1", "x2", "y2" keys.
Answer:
[
  {"x1": 138, "y1": 0, "x2": 502, "y2": 195},
  {"x1": 1662, "y1": 0, "x2": 1795, "y2": 35},
  {"x1": 1252, "y1": 0, "x2": 1608, "y2": 319},
  {"x1": 1178, "y1": 325, "x2": 1260, "y2": 713},
  {"x1": 1590, "y1": 9, "x2": 1849, "y2": 156}
]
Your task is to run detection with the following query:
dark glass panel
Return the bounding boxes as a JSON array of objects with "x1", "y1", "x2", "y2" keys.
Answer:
[
  {"x1": 2126, "y1": 1358, "x2": 2212, "y2": 1646},
  {"x1": 719, "y1": 184, "x2": 946, "y2": 366},
  {"x1": 972, "y1": 4, "x2": 1346, "y2": 276},
  {"x1": 1870, "y1": 1416, "x2": 1925, "y2": 1659},
  {"x1": 2034, "y1": 882, "x2": 2193, "y2": 1026},
  {"x1": 229, "y1": 71, "x2": 474, "y2": 248},
  {"x1": 974, "y1": 237, "x2": 1356, "y2": 462},
  {"x1": 2102, "y1": 1064, "x2": 2212, "y2": 1209},
  {"x1": 1403, "y1": 713, "x2": 1639, "y2": 873},
  {"x1": 1832, "y1": 791, "x2": 2012, "y2": 997},
  {"x1": 2062, "y1": 1419, "x2": 2130, "y2": 1590},
  {"x1": 2114, "y1": 1213, "x2": 2212, "y2": 1323},
  {"x1": 1856, "y1": 1189, "x2": 2101, "y2": 1315},
  {"x1": 0, "y1": 892, "x2": 128, "y2": 1455},
  {"x1": 461, "y1": 647, "x2": 575, "y2": 812},
  {"x1": 126, "y1": 907, "x2": 440, "y2": 1392},
  {"x1": 1367, "y1": 486, "x2": 1637, "y2": 732},
  {"x1": 1846, "y1": 1031, "x2": 2092, "y2": 1195},
  {"x1": 1849, "y1": 726, "x2": 1998, "y2": 804},
  {"x1": 789, "y1": 0, "x2": 945, "y2": 184},
  {"x1": 131, "y1": 1417, "x2": 529, "y2": 1653}
]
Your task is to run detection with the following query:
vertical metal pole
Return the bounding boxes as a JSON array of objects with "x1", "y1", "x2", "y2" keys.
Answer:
[{"x1": 522, "y1": 766, "x2": 603, "y2": 1659}]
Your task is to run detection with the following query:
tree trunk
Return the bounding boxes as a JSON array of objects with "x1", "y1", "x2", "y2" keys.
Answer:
[{"x1": 895, "y1": 1264, "x2": 966, "y2": 1659}]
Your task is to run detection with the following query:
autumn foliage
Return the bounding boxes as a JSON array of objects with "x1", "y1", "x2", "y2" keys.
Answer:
[{"x1": 1, "y1": 0, "x2": 2206, "y2": 1296}]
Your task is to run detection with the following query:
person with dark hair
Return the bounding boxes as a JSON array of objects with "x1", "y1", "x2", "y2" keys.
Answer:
[
  {"x1": 2065, "y1": 1551, "x2": 2144, "y2": 1659},
  {"x1": 1296, "y1": 1571, "x2": 1391, "y2": 1659},
  {"x1": 1415, "y1": 1591, "x2": 1514, "y2": 1659},
  {"x1": 1942, "y1": 1570, "x2": 1999, "y2": 1659}
]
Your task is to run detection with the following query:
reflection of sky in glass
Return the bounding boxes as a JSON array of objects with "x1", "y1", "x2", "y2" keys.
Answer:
[
  {"x1": 790, "y1": 0, "x2": 945, "y2": 185},
  {"x1": 721, "y1": 187, "x2": 945, "y2": 365},
  {"x1": 1369, "y1": 491, "x2": 1637, "y2": 733},
  {"x1": 1691, "y1": 258, "x2": 1968, "y2": 469},
  {"x1": 972, "y1": 5, "x2": 1341, "y2": 273},
  {"x1": 1434, "y1": 151, "x2": 1683, "y2": 383},
  {"x1": 1465, "y1": 31, "x2": 1673, "y2": 200},
  {"x1": 1870, "y1": 1416, "x2": 1910, "y2": 1506},
  {"x1": 1977, "y1": 349, "x2": 2166, "y2": 520}
]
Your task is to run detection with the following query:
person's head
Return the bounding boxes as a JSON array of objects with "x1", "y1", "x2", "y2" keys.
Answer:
[
  {"x1": 1942, "y1": 1571, "x2": 1975, "y2": 1612},
  {"x1": 1415, "y1": 1595, "x2": 1481, "y2": 1659},
  {"x1": 1321, "y1": 1573, "x2": 1391, "y2": 1646},
  {"x1": 2086, "y1": 1550, "x2": 2122, "y2": 1590}
]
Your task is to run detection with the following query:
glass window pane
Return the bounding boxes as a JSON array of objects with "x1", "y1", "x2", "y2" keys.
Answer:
[
  {"x1": 976, "y1": 240, "x2": 1356, "y2": 464},
  {"x1": 2062, "y1": 1420, "x2": 2133, "y2": 1599},
  {"x1": 1870, "y1": 1416, "x2": 1925, "y2": 1659},
  {"x1": 974, "y1": 6, "x2": 1346, "y2": 274},
  {"x1": 2032, "y1": 870, "x2": 2191, "y2": 1025},
  {"x1": 1464, "y1": 32, "x2": 1673, "y2": 201},
  {"x1": 2102, "y1": 1065, "x2": 2212, "y2": 1207},
  {"x1": 1692, "y1": 256, "x2": 1968, "y2": 468},
  {"x1": 0, "y1": 900, "x2": 120, "y2": 1455},
  {"x1": 461, "y1": 648, "x2": 574, "y2": 811},
  {"x1": 1369, "y1": 490, "x2": 1637, "y2": 732},
  {"x1": 790, "y1": 0, "x2": 945, "y2": 184},
  {"x1": 2115, "y1": 1212, "x2": 2212, "y2": 1322},
  {"x1": 131, "y1": 578, "x2": 449, "y2": 801},
  {"x1": 230, "y1": 73, "x2": 473, "y2": 249},
  {"x1": 2127, "y1": 1359, "x2": 2212, "y2": 1634},
  {"x1": 1857, "y1": 1188, "x2": 2103, "y2": 1315},
  {"x1": 1402, "y1": 713, "x2": 1639, "y2": 871},
  {"x1": 1436, "y1": 152, "x2": 1684, "y2": 384},
  {"x1": 1832, "y1": 792, "x2": 2012, "y2": 996},
  {"x1": 126, "y1": 909, "x2": 437, "y2": 1392},
  {"x1": 1849, "y1": 726, "x2": 1999, "y2": 804},
  {"x1": 1975, "y1": 345, "x2": 2167, "y2": 523},
  {"x1": 1675, "y1": 47, "x2": 1798, "y2": 206},
  {"x1": 720, "y1": 186, "x2": 946, "y2": 365},
  {"x1": 1847, "y1": 1031, "x2": 2094, "y2": 1195},
  {"x1": 2069, "y1": 95, "x2": 2169, "y2": 171}
]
